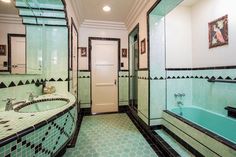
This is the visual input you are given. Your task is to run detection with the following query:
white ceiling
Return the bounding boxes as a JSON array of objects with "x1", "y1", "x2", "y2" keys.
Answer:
[
  {"x1": 180, "y1": 0, "x2": 199, "y2": 7},
  {"x1": 0, "y1": 1, "x2": 18, "y2": 15},
  {"x1": 77, "y1": 0, "x2": 138, "y2": 23}
]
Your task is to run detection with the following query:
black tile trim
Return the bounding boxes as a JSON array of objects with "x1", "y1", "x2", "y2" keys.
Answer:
[
  {"x1": 0, "y1": 134, "x2": 17, "y2": 147},
  {"x1": 126, "y1": 108, "x2": 165, "y2": 156},
  {"x1": 164, "y1": 110, "x2": 236, "y2": 151},
  {"x1": 67, "y1": 113, "x2": 83, "y2": 148},
  {"x1": 152, "y1": 130, "x2": 180, "y2": 157},
  {"x1": 161, "y1": 125, "x2": 204, "y2": 157},
  {"x1": 166, "y1": 65, "x2": 236, "y2": 71}
]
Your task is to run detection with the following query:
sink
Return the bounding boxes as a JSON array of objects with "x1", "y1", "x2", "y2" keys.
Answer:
[{"x1": 14, "y1": 98, "x2": 69, "y2": 113}]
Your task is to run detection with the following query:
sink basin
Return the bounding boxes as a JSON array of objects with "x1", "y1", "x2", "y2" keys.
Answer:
[{"x1": 14, "y1": 98, "x2": 69, "y2": 113}]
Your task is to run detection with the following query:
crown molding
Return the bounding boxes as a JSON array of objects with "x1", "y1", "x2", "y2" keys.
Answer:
[
  {"x1": 125, "y1": 0, "x2": 150, "y2": 30},
  {"x1": 70, "y1": 0, "x2": 85, "y2": 26},
  {"x1": 80, "y1": 20, "x2": 127, "y2": 31},
  {"x1": 0, "y1": 14, "x2": 22, "y2": 24}
]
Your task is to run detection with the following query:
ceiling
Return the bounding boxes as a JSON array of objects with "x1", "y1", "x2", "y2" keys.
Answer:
[
  {"x1": 0, "y1": 1, "x2": 18, "y2": 15},
  {"x1": 78, "y1": 0, "x2": 138, "y2": 23},
  {"x1": 180, "y1": 0, "x2": 199, "y2": 7}
]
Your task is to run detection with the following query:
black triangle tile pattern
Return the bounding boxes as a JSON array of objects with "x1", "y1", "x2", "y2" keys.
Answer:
[
  {"x1": 49, "y1": 78, "x2": 56, "y2": 82},
  {"x1": 17, "y1": 81, "x2": 24, "y2": 86},
  {"x1": 9, "y1": 81, "x2": 16, "y2": 87},
  {"x1": 25, "y1": 80, "x2": 30, "y2": 85},
  {"x1": 0, "y1": 82, "x2": 7, "y2": 88},
  {"x1": 57, "y1": 78, "x2": 63, "y2": 81}
]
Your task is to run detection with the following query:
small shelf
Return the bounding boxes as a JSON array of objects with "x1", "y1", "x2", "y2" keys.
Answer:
[{"x1": 225, "y1": 106, "x2": 236, "y2": 119}]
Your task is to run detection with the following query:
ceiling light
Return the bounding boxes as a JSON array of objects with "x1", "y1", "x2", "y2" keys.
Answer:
[
  {"x1": 1, "y1": 0, "x2": 11, "y2": 3},
  {"x1": 103, "y1": 5, "x2": 111, "y2": 12}
]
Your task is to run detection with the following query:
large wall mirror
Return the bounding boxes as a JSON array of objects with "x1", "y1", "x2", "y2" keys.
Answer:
[{"x1": 0, "y1": 0, "x2": 42, "y2": 75}]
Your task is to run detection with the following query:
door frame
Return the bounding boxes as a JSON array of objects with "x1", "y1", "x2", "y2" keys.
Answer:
[
  {"x1": 70, "y1": 17, "x2": 79, "y2": 110},
  {"x1": 128, "y1": 24, "x2": 139, "y2": 111},
  {"x1": 88, "y1": 37, "x2": 120, "y2": 113}
]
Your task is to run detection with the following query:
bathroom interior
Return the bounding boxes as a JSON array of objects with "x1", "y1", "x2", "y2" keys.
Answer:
[{"x1": 0, "y1": 0, "x2": 235, "y2": 157}]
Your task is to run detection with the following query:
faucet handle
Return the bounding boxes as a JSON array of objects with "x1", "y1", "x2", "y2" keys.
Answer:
[{"x1": 2, "y1": 98, "x2": 16, "y2": 102}]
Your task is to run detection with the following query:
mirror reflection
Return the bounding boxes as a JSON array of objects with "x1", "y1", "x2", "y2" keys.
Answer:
[{"x1": 0, "y1": 0, "x2": 42, "y2": 74}]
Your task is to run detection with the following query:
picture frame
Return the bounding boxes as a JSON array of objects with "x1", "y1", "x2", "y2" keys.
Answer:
[
  {"x1": 80, "y1": 47, "x2": 87, "y2": 57},
  {"x1": 141, "y1": 39, "x2": 146, "y2": 54},
  {"x1": 208, "y1": 15, "x2": 228, "y2": 49},
  {"x1": 122, "y1": 48, "x2": 127, "y2": 58},
  {"x1": 0, "y1": 45, "x2": 6, "y2": 56}
]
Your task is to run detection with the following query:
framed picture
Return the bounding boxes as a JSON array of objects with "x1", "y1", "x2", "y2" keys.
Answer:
[
  {"x1": 122, "y1": 48, "x2": 127, "y2": 58},
  {"x1": 0, "y1": 45, "x2": 6, "y2": 56},
  {"x1": 80, "y1": 47, "x2": 87, "y2": 57},
  {"x1": 208, "y1": 15, "x2": 228, "y2": 49},
  {"x1": 141, "y1": 39, "x2": 146, "y2": 54}
]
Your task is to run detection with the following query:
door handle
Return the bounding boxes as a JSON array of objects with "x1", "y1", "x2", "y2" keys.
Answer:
[{"x1": 114, "y1": 79, "x2": 117, "y2": 85}]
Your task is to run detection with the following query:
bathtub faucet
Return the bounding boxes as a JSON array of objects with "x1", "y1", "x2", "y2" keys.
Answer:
[
  {"x1": 176, "y1": 101, "x2": 183, "y2": 116},
  {"x1": 3, "y1": 98, "x2": 16, "y2": 111},
  {"x1": 174, "y1": 93, "x2": 185, "y2": 98},
  {"x1": 177, "y1": 101, "x2": 183, "y2": 106}
]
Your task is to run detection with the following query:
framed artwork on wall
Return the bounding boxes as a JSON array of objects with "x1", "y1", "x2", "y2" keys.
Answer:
[
  {"x1": 0, "y1": 45, "x2": 6, "y2": 56},
  {"x1": 208, "y1": 15, "x2": 228, "y2": 49},
  {"x1": 141, "y1": 39, "x2": 146, "y2": 54},
  {"x1": 122, "y1": 48, "x2": 127, "y2": 58},
  {"x1": 80, "y1": 47, "x2": 87, "y2": 57}
]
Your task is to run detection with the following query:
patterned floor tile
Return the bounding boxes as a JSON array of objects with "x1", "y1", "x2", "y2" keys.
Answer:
[{"x1": 64, "y1": 113, "x2": 158, "y2": 157}]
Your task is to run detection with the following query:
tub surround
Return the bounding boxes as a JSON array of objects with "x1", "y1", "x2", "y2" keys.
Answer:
[{"x1": 163, "y1": 110, "x2": 236, "y2": 157}]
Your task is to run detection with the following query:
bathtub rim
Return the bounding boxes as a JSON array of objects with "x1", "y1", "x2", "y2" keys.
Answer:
[{"x1": 164, "y1": 109, "x2": 236, "y2": 151}]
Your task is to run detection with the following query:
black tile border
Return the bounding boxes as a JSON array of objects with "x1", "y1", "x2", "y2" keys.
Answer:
[
  {"x1": 166, "y1": 65, "x2": 236, "y2": 71},
  {"x1": 164, "y1": 110, "x2": 236, "y2": 151},
  {"x1": 126, "y1": 107, "x2": 165, "y2": 157},
  {"x1": 152, "y1": 129, "x2": 180, "y2": 157},
  {"x1": 0, "y1": 78, "x2": 68, "y2": 89},
  {"x1": 161, "y1": 125, "x2": 204, "y2": 157}
]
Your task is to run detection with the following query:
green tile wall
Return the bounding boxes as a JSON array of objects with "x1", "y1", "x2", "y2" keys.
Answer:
[{"x1": 78, "y1": 71, "x2": 129, "y2": 108}]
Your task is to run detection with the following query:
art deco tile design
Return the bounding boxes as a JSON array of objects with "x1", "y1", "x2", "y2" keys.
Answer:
[{"x1": 64, "y1": 113, "x2": 158, "y2": 157}]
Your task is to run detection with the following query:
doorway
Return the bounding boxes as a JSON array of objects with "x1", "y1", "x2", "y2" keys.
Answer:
[
  {"x1": 129, "y1": 24, "x2": 139, "y2": 111},
  {"x1": 89, "y1": 37, "x2": 120, "y2": 114}
]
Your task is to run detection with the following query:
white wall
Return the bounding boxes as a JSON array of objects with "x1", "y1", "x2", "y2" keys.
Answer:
[
  {"x1": 79, "y1": 26, "x2": 128, "y2": 70},
  {"x1": 128, "y1": 0, "x2": 157, "y2": 69},
  {"x1": 192, "y1": 0, "x2": 236, "y2": 67},
  {"x1": 166, "y1": 6, "x2": 192, "y2": 68},
  {"x1": 0, "y1": 21, "x2": 25, "y2": 70}
]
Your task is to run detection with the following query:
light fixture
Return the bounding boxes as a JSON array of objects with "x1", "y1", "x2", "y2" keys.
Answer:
[
  {"x1": 1, "y1": 0, "x2": 11, "y2": 3},
  {"x1": 103, "y1": 5, "x2": 111, "y2": 12}
]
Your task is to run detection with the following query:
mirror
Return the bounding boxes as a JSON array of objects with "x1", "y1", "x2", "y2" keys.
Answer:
[{"x1": 0, "y1": 0, "x2": 42, "y2": 74}]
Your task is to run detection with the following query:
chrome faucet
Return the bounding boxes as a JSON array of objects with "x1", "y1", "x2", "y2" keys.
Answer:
[
  {"x1": 174, "y1": 93, "x2": 186, "y2": 98},
  {"x1": 3, "y1": 98, "x2": 16, "y2": 111},
  {"x1": 177, "y1": 101, "x2": 183, "y2": 106},
  {"x1": 28, "y1": 92, "x2": 38, "y2": 101},
  {"x1": 176, "y1": 101, "x2": 183, "y2": 116}
]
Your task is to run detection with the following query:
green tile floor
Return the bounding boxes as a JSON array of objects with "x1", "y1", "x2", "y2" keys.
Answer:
[
  {"x1": 155, "y1": 130, "x2": 194, "y2": 157},
  {"x1": 64, "y1": 113, "x2": 158, "y2": 157}
]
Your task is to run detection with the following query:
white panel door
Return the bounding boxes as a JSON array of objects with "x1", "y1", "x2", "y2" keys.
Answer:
[
  {"x1": 11, "y1": 36, "x2": 26, "y2": 74},
  {"x1": 91, "y1": 40, "x2": 118, "y2": 114}
]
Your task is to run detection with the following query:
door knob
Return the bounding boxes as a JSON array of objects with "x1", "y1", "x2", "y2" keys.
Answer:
[{"x1": 114, "y1": 79, "x2": 117, "y2": 85}]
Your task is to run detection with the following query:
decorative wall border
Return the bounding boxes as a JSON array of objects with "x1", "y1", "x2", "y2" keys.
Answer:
[{"x1": 0, "y1": 78, "x2": 69, "y2": 89}]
